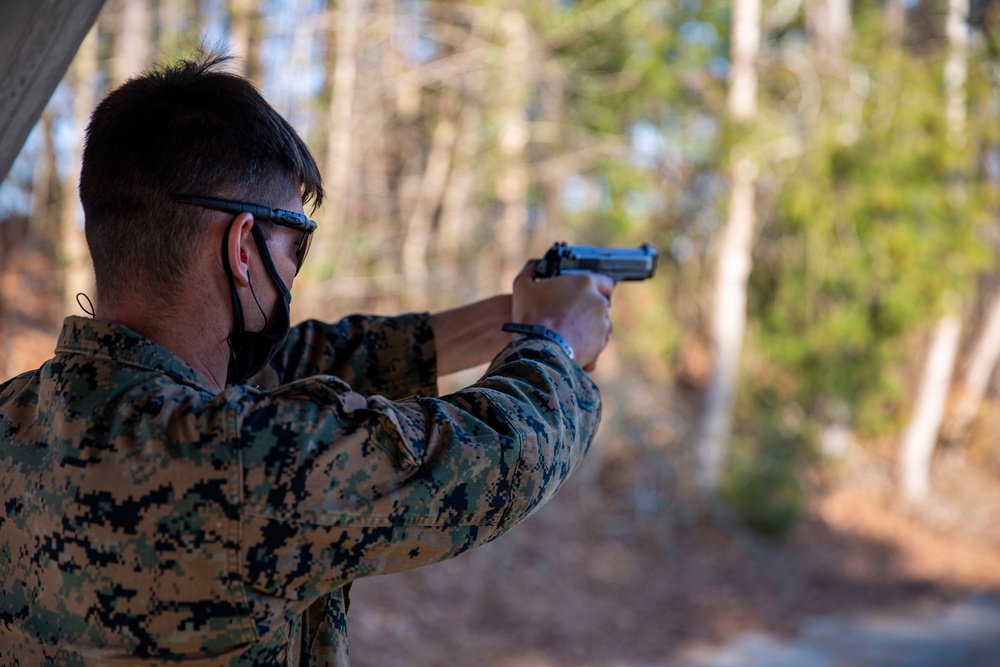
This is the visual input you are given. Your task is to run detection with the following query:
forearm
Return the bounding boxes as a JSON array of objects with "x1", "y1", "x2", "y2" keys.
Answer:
[{"x1": 430, "y1": 294, "x2": 513, "y2": 376}]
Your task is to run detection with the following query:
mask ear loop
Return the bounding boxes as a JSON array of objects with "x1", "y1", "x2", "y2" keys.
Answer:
[
  {"x1": 246, "y1": 273, "x2": 270, "y2": 330},
  {"x1": 222, "y1": 218, "x2": 246, "y2": 385},
  {"x1": 76, "y1": 293, "x2": 96, "y2": 318}
]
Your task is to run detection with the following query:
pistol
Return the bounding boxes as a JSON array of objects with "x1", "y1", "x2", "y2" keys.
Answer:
[{"x1": 534, "y1": 242, "x2": 658, "y2": 282}]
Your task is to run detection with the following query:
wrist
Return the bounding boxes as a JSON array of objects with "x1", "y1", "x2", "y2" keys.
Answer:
[{"x1": 501, "y1": 322, "x2": 575, "y2": 361}]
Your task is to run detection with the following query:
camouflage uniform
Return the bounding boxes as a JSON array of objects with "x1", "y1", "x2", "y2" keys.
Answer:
[{"x1": 0, "y1": 313, "x2": 601, "y2": 665}]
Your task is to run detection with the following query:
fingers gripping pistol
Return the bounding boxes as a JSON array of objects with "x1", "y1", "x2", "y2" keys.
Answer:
[{"x1": 534, "y1": 242, "x2": 659, "y2": 282}]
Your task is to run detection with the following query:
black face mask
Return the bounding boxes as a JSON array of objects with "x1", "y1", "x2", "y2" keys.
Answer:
[{"x1": 222, "y1": 221, "x2": 292, "y2": 385}]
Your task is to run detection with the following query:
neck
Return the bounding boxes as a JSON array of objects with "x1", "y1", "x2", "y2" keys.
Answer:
[{"x1": 96, "y1": 290, "x2": 232, "y2": 393}]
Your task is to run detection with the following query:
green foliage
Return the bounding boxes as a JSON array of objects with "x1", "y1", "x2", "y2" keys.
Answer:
[
  {"x1": 748, "y1": 41, "x2": 995, "y2": 436},
  {"x1": 538, "y1": 0, "x2": 730, "y2": 242},
  {"x1": 722, "y1": 389, "x2": 809, "y2": 541}
]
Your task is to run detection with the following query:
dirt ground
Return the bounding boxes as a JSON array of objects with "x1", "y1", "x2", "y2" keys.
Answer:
[
  {"x1": 344, "y1": 446, "x2": 1000, "y2": 667},
  {"x1": 3, "y1": 242, "x2": 1000, "y2": 667},
  {"x1": 345, "y1": 346, "x2": 1000, "y2": 667}
]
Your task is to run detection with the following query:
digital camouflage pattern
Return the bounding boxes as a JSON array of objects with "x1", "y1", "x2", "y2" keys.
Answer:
[{"x1": 0, "y1": 313, "x2": 601, "y2": 665}]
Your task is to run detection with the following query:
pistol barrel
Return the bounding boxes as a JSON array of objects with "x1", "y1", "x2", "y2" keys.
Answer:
[{"x1": 534, "y1": 242, "x2": 658, "y2": 281}]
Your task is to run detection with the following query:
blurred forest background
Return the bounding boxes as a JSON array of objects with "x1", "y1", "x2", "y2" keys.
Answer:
[{"x1": 3, "y1": 0, "x2": 1000, "y2": 664}]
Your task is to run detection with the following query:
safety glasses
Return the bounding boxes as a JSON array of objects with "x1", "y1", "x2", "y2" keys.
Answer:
[{"x1": 171, "y1": 193, "x2": 317, "y2": 274}]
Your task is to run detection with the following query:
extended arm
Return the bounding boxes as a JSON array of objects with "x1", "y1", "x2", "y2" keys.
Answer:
[
  {"x1": 238, "y1": 333, "x2": 601, "y2": 598},
  {"x1": 269, "y1": 294, "x2": 513, "y2": 392},
  {"x1": 429, "y1": 294, "x2": 512, "y2": 376}
]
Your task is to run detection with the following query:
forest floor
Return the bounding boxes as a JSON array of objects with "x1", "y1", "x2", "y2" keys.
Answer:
[
  {"x1": 346, "y1": 339, "x2": 1000, "y2": 666},
  {"x1": 346, "y1": 440, "x2": 1000, "y2": 667},
  {"x1": 3, "y1": 240, "x2": 1000, "y2": 666}
]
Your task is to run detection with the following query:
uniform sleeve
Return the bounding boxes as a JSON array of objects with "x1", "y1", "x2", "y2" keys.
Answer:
[
  {"x1": 267, "y1": 314, "x2": 438, "y2": 400},
  {"x1": 237, "y1": 336, "x2": 601, "y2": 603}
]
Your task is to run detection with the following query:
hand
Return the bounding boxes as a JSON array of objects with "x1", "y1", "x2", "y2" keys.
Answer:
[{"x1": 511, "y1": 261, "x2": 614, "y2": 371}]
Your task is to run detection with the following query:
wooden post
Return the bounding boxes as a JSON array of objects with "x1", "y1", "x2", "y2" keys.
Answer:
[{"x1": 0, "y1": 0, "x2": 107, "y2": 183}]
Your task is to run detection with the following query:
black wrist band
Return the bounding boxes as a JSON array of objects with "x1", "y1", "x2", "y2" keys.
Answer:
[{"x1": 501, "y1": 322, "x2": 575, "y2": 360}]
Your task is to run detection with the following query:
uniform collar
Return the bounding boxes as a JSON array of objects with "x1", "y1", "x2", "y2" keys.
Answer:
[{"x1": 56, "y1": 315, "x2": 215, "y2": 392}]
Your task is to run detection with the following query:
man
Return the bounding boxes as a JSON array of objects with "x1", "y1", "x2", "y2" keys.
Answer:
[{"x1": 0, "y1": 56, "x2": 613, "y2": 664}]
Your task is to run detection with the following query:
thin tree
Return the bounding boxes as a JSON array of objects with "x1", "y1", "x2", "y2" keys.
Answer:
[
  {"x1": 899, "y1": 315, "x2": 962, "y2": 503},
  {"x1": 806, "y1": 0, "x2": 852, "y2": 62},
  {"x1": 158, "y1": 0, "x2": 185, "y2": 57},
  {"x1": 401, "y1": 90, "x2": 460, "y2": 307},
  {"x1": 61, "y1": 26, "x2": 99, "y2": 316},
  {"x1": 489, "y1": 8, "x2": 533, "y2": 293},
  {"x1": 29, "y1": 112, "x2": 59, "y2": 241},
  {"x1": 696, "y1": 0, "x2": 762, "y2": 493},
  {"x1": 230, "y1": 0, "x2": 265, "y2": 85},
  {"x1": 883, "y1": 0, "x2": 906, "y2": 46},
  {"x1": 897, "y1": 0, "x2": 969, "y2": 505},
  {"x1": 945, "y1": 300, "x2": 1000, "y2": 442},
  {"x1": 942, "y1": 0, "x2": 1000, "y2": 445},
  {"x1": 109, "y1": 0, "x2": 152, "y2": 85},
  {"x1": 322, "y1": 0, "x2": 363, "y2": 252}
]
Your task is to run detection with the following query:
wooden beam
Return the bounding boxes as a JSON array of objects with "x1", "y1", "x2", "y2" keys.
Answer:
[{"x1": 0, "y1": 0, "x2": 106, "y2": 183}]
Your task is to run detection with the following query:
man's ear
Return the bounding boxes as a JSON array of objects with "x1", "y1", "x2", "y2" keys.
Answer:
[{"x1": 226, "y1": 212, "x2": 255, "y2": 287}]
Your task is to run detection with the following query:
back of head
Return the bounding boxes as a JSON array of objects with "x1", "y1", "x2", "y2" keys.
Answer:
[{"x1": 80, "y1": 54, "x2": 324, "y2": 303}]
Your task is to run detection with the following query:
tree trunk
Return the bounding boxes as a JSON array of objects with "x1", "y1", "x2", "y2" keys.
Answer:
[
  {"x1": 806, "y1": 0, "x2": 852, "y2": 63},
  {"x1": 726, "y1": 0, "x2": 761, "y2": 122},
  {"x1": 697, "y1": 156, "x2": 758, "y2": 493},
  {"x1": 436, "y1": 101, "x2": 483, "y2": 303},
  {"x1": 899, "y1": 315, "x2": 962, "y2": 504},
  {"x1": 61, "y1": 26, "x2": 99, "y2": 315},
  {"x1": 946, "y1": 293, "x2": 1000, "y2": 441},
  {"x1": 897, "y1": 0, "x2": 968, "y2": 504},
  {"x1": 696, "y1": 0, "x2": 761, "y2": 493},
  {"x1": 29, "y1": 112, "x2": 59, "y2": 241},
  {"x1": 158, "y1": 0, "x2": 185, "y2": 56},
  {"x1": 110, "y1": 0, "x2": 151, "y2": 84},
  {"x1": 534, "y1": 60, "x2": 567, "y2": 254},
  {"x1": 320, "y1": 0, "x2": 363, "y2": 263},
  {"x1": 401, "y1": 92, "x2": 459, "y2": 307},
  {"x1": 229, "y1": 0, "x2": 264, "y2": 85},
  {"x1": 489, "y1": 8, "x2": 532, "y2": 294},
  {"x1": 943, "y1": 0, "x2": 969, "y2": 149},
  {"x1": 882, "y1": 0, "x2": 905, "y2": 46},
  {"x1": 359, "y1": 2, "x2": 396, "y2": 294}
]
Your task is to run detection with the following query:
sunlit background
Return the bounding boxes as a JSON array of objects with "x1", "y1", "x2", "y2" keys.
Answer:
[{"x1": 2, "y1": 0, "x2": 1000, "y2": 665}]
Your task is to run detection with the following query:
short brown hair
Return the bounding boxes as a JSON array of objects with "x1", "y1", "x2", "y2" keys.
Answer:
[{"x1": 80, "y1": 54, "x2": 323, "y2": 301}]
